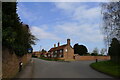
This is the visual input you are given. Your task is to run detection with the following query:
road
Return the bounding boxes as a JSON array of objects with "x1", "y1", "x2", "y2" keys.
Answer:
[{"x1": 31, "y1": 58, "x2": 112, "y2": 78}]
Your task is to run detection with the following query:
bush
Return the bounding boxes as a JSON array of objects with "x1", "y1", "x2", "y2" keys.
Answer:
[{"x1": 91, "y1": 53, "x2": 98, "y2": 56}]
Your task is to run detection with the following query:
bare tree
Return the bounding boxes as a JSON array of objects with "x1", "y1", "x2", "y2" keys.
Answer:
[{"x1": 101, "y1": 2, "x2": 120, "y2": 49}]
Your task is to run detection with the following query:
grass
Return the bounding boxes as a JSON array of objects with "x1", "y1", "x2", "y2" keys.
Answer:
[
  {"x1": 90, "y1": 60, "x2": 120, "y2": 78},
  {"x1": 39, "y1": 57, "x2": 64, "y2": 61}
]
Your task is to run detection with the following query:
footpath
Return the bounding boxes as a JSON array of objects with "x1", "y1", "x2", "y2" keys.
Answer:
[{"x1": 14, "y1": 59, "x2": 34, "y2": 79}]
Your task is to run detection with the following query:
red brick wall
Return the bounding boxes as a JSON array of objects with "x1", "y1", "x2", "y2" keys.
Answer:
[
  {"x1": 2, "y1": 47, "x2": 31, "y2": 78},
  {"x1": 63, "y1": 46, "x2": 74, "y2": 60},
  {"x1": 75, "y1": 56, "x2": 110, "y2": 61}
]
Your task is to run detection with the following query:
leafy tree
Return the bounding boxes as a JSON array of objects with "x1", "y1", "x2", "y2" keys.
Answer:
[
  {"x1": 0, "y1": 1, "x2": 1, "y2": 44},
  {"x1": 79, "y1": 45, "x2": 88, "y2": 55},
  {"x1": 2, "y1": 2, "x2": 37, "y2": 56},
  {"x1": 41, "y1": 49, "x2": 47, "y2": 53},
  {"x1": 91, "y1": 53, "x2": 96, "y2": 56},
  {"x1": 91, "y1": 47, "x2": 99, "y2": 56},
  {"x1": 73, "y1": 43, "x2": 79, "y2": 54},
  {"x1": 74, "y1": 43, "x2": 88, "y2": 55},
  {"x1": 100, "y1": 48, "x2": 106, "y2": 56}
]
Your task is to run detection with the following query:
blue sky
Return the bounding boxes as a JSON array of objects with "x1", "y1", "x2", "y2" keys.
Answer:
[{"x1": 17, "y1": 2, "x2": 105, "y2": 53}]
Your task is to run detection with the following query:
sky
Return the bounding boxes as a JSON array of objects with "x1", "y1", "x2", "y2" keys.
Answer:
[{"x1": 17, "y1": 2, "x2": 106, "y2": 53}]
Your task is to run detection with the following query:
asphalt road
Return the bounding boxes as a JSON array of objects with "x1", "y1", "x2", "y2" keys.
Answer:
[{"x1": 32, "y1": 58, "x2": 112, "y2": 78}]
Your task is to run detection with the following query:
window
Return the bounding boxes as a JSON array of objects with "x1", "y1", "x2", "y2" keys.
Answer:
[
  {"x1": 60, "y1": 50, "x2": 62, "y2": 53},
  {"x1": 61, "y1": 54, "x2": 63, "y2": 57},
  {"x1": 51, "y1": 55, "x2": 53, "y2": 58},
  {"x1": 55, "y1": 51, "x2": 57, "y2": 53},
  {"x1": 54, "y1": 55, "x2": 57, "y2": 58}
]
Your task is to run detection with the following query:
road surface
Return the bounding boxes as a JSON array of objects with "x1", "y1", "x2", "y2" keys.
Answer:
[{"x1": 31, "y1": 58, "x2": 112, "y2": 78}]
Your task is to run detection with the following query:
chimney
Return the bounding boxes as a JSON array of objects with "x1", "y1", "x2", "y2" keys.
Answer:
[
  {"x1": 58, "y1": 42, "x2": 60, "y2": 47},
  {"x1": 54, "y1": 44, "x2": 56, "y2": 47},
  {"x1": 67, "y1": 39, "x2": 70, "y2": 45}
]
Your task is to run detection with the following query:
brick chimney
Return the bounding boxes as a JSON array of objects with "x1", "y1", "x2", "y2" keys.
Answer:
[
  {"x1": 58, "y1": 42, "x2": 60, "y2": 47},
  {"x1": 54, "y1": 44, "x2": 56, "y2": 47},
  {"x1": 67, "y1": 39, "x2": 70, "y2": 45}
]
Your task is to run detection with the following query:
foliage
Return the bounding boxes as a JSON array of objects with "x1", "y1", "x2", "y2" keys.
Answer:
[
  {"x1": 2, "y1": 2, "x2": 37, "y2": 56},
  {"x1": 91, "y1": 47, "x2": 99, "y2": 56},
  {"x1": 74, "y1": 43, "x2": 88, "y2": 55},
  {"x1": 41, "y1": 49, "x2": 47, "y2": 53},
  {"x1": 101, "y1": 2, "x2": 120, "y2": 50},
  {"x1": 74, "y1": 43, "x2": 80, "y2": 54},
  {"x1": 0, "y1": 2, "x2": 1, "y2": 44},
  {"x1": 91, "y1": 53, "x2": 97, "y2": 56},
  {"x1": 100, "y1": 48, "x2": 106, "y2": 56},
  {"x1": 108, "y1": 38, "x2": 120, "y2": 64},
  {"x1": 90, "y1": 60, "x2": 120, "y2": 78}
]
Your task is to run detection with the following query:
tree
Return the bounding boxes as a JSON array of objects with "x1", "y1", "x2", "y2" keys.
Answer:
[
  {"x1": 79, "y1": 45, "x2": 88, "y2": 55},
  {"x1": 2, "y1": 2, "x2": 37, "y2": 56},
  {"x1": 101, "y1": 2, "x2": 120, "y2": 51},
  {"x1": 73, "y1": 43, "x2": 79, "y2": 54},
  {"x1": 41, "y1": 49, "x2": 47, "y2": 53},
  {"x1": 100, "y1": 48, "x2": 106, "y2": 56},
  {"x1": 108, "y1": 38, "x2": 120, "y2": 64},
  {"x1": 91, "y1": 47, "x2": 99, "y2": 56},
  {"x1": 74, "y1": 43, "x2": 88, "y2": 55}
]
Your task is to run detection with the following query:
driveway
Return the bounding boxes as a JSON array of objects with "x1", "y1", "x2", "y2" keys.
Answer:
[{"x1": 32, "y1": 58, "x2": 112, "y2": 78}]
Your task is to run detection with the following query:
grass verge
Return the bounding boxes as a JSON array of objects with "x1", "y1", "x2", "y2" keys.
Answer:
[{"x1": 90, "y1": 60, "x2": 120, "y2": 78}]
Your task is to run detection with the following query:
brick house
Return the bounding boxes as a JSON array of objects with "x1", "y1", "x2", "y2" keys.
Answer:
[
  {"x1": 32, "y1": 51, "x2": 44, "y2": 58},
  {"x1": 48, "y1": 39, "x2": 74, "y2": 60}
]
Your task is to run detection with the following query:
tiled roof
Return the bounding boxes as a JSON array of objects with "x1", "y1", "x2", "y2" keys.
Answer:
[{"x1": 49, "y1": 44, "x2": 67, "y2": 52}]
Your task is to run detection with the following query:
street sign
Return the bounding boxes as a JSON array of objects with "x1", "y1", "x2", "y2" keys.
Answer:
[{"x1": 28, "y1": 48, "x2": 33, "y2": 53}]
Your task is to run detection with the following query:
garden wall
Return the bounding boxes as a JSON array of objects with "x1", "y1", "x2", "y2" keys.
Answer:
[
  {"x1": 2, "y1": 47, "x2": 31, "y2": 78},
  {"x1": 75, "y1": 55, "x2": 110, "y2": 61}
]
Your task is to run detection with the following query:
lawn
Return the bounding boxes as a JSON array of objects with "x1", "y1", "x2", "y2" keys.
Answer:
[{"x1": 90, "y1": 60, "x2": 120, "y2": 78}]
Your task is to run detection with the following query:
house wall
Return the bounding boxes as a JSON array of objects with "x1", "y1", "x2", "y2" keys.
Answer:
[
  {"x1": 63, "y1": 45, "x2": 74, "y2": 60},
  {"x1": 2, "y1": 47, "x2": 31, "y2": 78},
  {"x1": 75, "y1": 55, "x2": 110, "y2": 61}
]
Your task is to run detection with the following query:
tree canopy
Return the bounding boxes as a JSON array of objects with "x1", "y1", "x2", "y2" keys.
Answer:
[
  {"x1": 108, "y1": 38, "x2": 120, "y2": 64},
  {"x1": 74, "y1": 43, "x2": 88, "y2": 55},
  {"x1": 2, "y1": 2, "x2": 37, "y2": 56},
  {"x1": 91, "y1": 47, "x2": 99, "y2": 56}
]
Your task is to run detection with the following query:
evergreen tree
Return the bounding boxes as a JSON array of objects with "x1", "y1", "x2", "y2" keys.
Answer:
[
  {"x1": 74, "y1": 43, "x2": 88, "y2": 55},
  {"x1": 2, "y1": 2, "x2": 37, "y2": 56},
  {"x1": 108, "y1": 38, "x2": 120, "y2": 64}
]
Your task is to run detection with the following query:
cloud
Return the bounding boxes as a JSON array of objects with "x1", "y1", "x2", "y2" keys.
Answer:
[
  {"x1": 18, "y1": 2, "x2": 105, "y2": 52},
  {"x1": 17, "y1": 3, "x2": 42, "y2": 23},
  {"x1": 30, "y1": 26, "x2": 61, "y2": 40},
  {"x1": 54, "y1": 2, "x2": 101, "y2": 22},
  {"x1": 73, "y1": 6, "x2": 101, "y2": 22},
  {"x1": 52, "y1": 2, "x2": 104, "y2": 43},
  {"x1": 55, "y1": 22, "x2": 104, "y2": 43}
]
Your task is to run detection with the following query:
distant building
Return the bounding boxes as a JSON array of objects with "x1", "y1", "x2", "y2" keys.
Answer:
[
  {"x1": 48, "y1": 39, "x2": 74, "y2": 60},
  {"x1": 32, "y1": 51, "x2": 41, "y2": 57}
]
